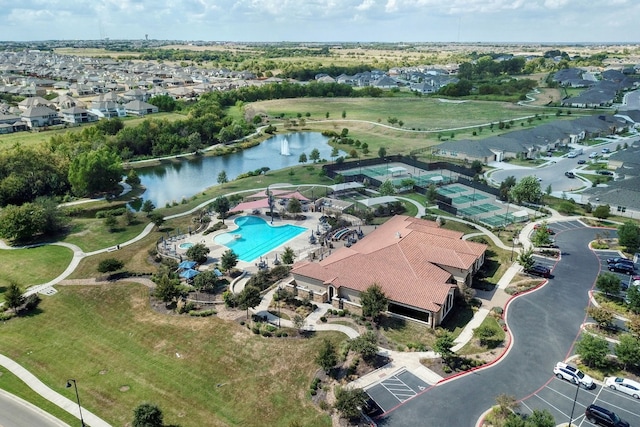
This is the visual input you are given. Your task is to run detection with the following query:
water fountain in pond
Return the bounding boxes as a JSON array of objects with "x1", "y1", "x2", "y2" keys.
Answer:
[{"x1": 280, "y1": 138, "x2": 291, "y2": 156}]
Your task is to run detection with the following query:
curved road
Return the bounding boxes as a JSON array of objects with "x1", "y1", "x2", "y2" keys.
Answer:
[
  {"x1": 0, "y1": 390, "x2": 68, "y2": 427},
  {"x1": 378, "y1": 225, "x2": 607, "y2": 426}
]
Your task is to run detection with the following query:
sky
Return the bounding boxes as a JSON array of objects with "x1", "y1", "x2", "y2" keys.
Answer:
[{"x1": 1, "y1": 0, "x2": 639, "y2": 43}]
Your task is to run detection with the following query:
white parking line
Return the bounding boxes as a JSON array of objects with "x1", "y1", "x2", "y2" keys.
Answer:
[{"x1": 379, "y1": 376, "x2": 418, "y2": 403}]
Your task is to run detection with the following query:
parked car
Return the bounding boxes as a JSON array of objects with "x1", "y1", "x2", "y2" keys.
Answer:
[
  {"x1": 565, "y1": 171, "x2": 576, "y2": 178},
  {"x1": 609, "y1": 263, "x2": 635, "y2": 275},
  {"x1": 602, "y1": 147, "x2": 611, "y2": 154},
  {"x1": 553, "y1": 362, "x2": 594, "y2": 388},
  {"x1": 578, "y1": 159, "x2": 586, "y2": 164},
  {"x1": 589, "y1": 152, "x2": 599, "y2": 158},
  {"x1": 604, "y1": 377, "x2": 640, "y2": 399},
  {"x1": 607, "y1": 257, "x2": 634, "y2": 266},
  {"x1": 525, "y1": 264, "x2": 551, "y2": 278},
  {"x1": 597, "y1": 170, "x2": 614, "y2": 176},
  {"x1": 584, "y1": 404, "x2": 629, "y2": 427}
]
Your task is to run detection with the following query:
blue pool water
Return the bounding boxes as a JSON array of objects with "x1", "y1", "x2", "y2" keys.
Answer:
[
  {"x1": 179, "y1": 242, "x2": 194, "y2": 249},
  {"x1": 214, "y1": 216, "x2": 307, "y2": 262}
]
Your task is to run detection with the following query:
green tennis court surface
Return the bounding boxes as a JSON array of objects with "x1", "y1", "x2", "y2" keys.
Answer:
[{"x1": 451, "y1": 194, "x2": 488, "y2": 204}]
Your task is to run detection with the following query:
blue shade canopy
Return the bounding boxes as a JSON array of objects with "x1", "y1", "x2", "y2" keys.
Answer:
[
  {"x1": 179, "y1": 269, "x2": 200, "y2": 279},
  {"x1": 178, "y1": 260, "x2": 197, "y2": 270}
]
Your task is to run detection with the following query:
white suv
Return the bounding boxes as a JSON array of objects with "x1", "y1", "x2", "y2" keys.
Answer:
[{"x1": 553, "y1": 362, "x2": 594, "y2": 389}]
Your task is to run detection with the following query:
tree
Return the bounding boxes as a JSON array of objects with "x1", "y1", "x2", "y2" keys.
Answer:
[
  {"x1": 126, "y1": 169, "x2": 141, "y2": 186},
  {"x1": 186, "y1": 243, "x2": 210, "y2": 264},
  {"x1": 517, "y1": 246, "x2": 535, "y2": 271},
  {"x1": 292, "y1": 314, "x2": 305, "y2": 332},
  {"x1": 595, "y1": 272, "x2": 621, "y2": 296},
  {"x1": 5, "y1": 282, "x2": 24, "y2": 314},
  {"x1": 378, "y1": 179, "x2": 396, "y2": 196},
  {"x1": 349, "y1": 331, "x2": 378, "y2": 361},
  {"x1": 331, "y1": 147, "x2": 340, "y2": 163},
  {"x1": 298, "y1": 153, "x2": 307, "y2": 164},
  {"x1": 193, "y1": 270, "x2": 218, "y2": 294},
  {"x1": 316, "y1": 338, "x2": 337, "y2": 373},
  {"x1": 615, "y1": 334, "x2": 640, "y2": 370},
  {"x1": 627, "y1": 314, "x2": 640, "y2": 337},
  {"x1": 495, "y1": 393, "x2": 519, "y2": 418},
  {"x1": 148, "y1": 212, "x2": 165, "y2": 228},
  {"x1": 473, "y1": 323, "x2": 503, "y2": 348},
  {"x1": 545, "y1": 184, "x2": 552, "y2": 196},
  {"x1": 68, "y1": 148, "x2": 124, "y2": 196},
  {"x1": 509, "y1": 176, "x2": 542, "y2": 205},
  {"x1": 217, "y1": 170, "x2": 228, "y2": 185},
  {"x1": 220, "y1": 249, "x2": 238, "y2": 271},
  {"x1": 426, "y1": 184, "x2": 438, "y2": 204},
  {"x1": 360, "y1": 283, "x2": 388, "y2": 323},
  {"x1": 433, "y1": 331, "x2": 455, "y2": 363},
  {"x1": 378, "y1": 147, "x2": 387, "y2": 158},
  {"x1": 333, "y1": 386, "x2": 367, "y2": 420},
  {"x1": 132, "y1": 403, "x2": 164, "y2": 427},
  {"x1": 287, "y1": 198, "x2": 301, "y2": 214},
  {"x1": 627, "y1": 285, "x2": 640, "y2": 314},
  {"x1": 212, "y1": 196, "x2": 230, "y2": 224},
  {"x1": 309, "y1": 148, "x2": 321, "y2": 163},
  {"x1": 153, "y1": 274, "x2": 183, "y2": 304},
  {"x1": 0, "y1": 199, "x2": 65, "y2": 243},
  {"x1": 593, "y1": 204, "x2": 611, "y2": 219},
  {"x1": 148, "y1": 94, "x2": 178, "y2": 112},
  {"x1": 524, "y1": 409, "x2": 555, "y2": 427},
  {"x1": 141, "y1": 200, "x2": 155, "y2": 215},
  {"x1": 97, "y1": 258, "x2": 125, "y2": 275},
  {"x1": 281, "y1": 246, "x2": 295, "y2": 265},
  {"x1": 575, "y1": 333, "x2": 609, "y2": 368},
  {"x1": 470, "y1": 160, "x2": 483, "y2": 174},
  {"x1": 104, "y1": 214, "x2": 118, "y2": 232},
  {"x1": 586, "y1": 306, "x2": 614, "y2": 329},
  {"x1": 341, "y1": 110, "x2": 346, "y2": 119},
  {"x1": 499, "y1": 176, "x2": 517, "y2": 201},
  {"x1": 531, "y1": 223, "x2": 552, "y2": 247},
  {"x1": 238, "y1": 285, "x2": 262, "y2": 319},
  {"x1": 618, "y1": 221, "x2": 640, "y2": 253}
]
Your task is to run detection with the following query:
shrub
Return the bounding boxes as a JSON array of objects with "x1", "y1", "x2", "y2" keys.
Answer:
[
  {"x1": 320, "y1": 316, "x2": 327, "y2": 322},
  {"x1": 188, "y1": 309, "x2": 217, "y2": 317},
  {"x1": 251, "y1": 325, "x2": 260, "y2": 334}
]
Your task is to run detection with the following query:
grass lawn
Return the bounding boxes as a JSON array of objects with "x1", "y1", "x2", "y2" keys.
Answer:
[
  {"x1": 61, "y1": 218, "x2": 151, "y2": 253},
  {"x1": 378, "y1": 315, "x2": 436, "y2": 350},
  {"x1": 457, "y1": 316, "x2": 506, "y2": 356},
  {"x1": 0, "y1": 245, "x2": 73, "y2": 298},
  {"x1": 0, "y1": 284, "x2": 339, "y2": 427}
]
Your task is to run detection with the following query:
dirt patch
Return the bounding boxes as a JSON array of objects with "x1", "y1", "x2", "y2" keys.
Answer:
[{"x1": 119, "y1": 385, "x2": 130, "y2": 392}]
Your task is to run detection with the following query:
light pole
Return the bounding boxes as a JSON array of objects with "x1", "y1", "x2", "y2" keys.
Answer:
[
  {"x1": 66, "y1": 379, "x2": 86, "y2": 427},
  {"x1": 568, "y1": 380, "x2": 581, "y2": 426},
  {"x1": 510, "y1": 237, "x2": 519, "y2": 262}
]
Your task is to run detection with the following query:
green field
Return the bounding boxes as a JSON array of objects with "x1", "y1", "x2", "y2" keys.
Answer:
[
  {"x1": 0, "y1": 245, "x2": 73, "y2": 297},
  {"x1": 1, "y1": 284, "x2": 338, "y2": 427}
]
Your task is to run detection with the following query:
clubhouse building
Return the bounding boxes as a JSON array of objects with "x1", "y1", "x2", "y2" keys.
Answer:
[{"x1": 289, "y1": 215, "x2": 487, "y2": 328}]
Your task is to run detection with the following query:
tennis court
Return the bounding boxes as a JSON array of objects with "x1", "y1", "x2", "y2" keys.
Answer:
[
  {"x1": 451, "y1": 193, "x2": 488, "y2": 204},
  {"x1": 437, "y1": 186, "x2": 467, "y2": 195},
  {"x1": 458, "y1": 203, "x2": 500, "y2": 217},
  {"x1": 481, "y1": 213, "x2": 517, "y2": 227}
]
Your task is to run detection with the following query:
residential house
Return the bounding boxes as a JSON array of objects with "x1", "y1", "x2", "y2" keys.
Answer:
[
  {"x1": 20, "y1": 105, "x2": 60, "y2": 128},
  {"x1": 59, "y1": 106, "x2": 98, "y2": 124},
  {"x1": 124, "y1": 100, "x2": 159, "y2": 116},
  {"x1": 89, "y1": 101, "x2": 126, "y2": 119},
  {"x1": 289, "y1": 215, "x2": 487, "y2": 327}
]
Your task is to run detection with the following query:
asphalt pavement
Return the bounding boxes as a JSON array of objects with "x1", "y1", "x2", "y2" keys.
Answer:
[
  {"x1": 376, "y1": 225, "x2": 614, "y2": 427},
  {"x1": 0, "y1": 389, "x2": 68, "y2": 427}
]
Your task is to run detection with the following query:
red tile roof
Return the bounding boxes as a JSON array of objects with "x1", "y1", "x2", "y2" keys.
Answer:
[{"x1": 291, "y1": 215, "x2": 487, "y2": 313}]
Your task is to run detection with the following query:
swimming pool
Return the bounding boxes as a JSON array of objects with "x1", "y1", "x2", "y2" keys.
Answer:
[
  {"x1": 179, "y1": 242, "x2": 194, "y2": 249},
  {"x1": 214, "y1": 216, "x2": 307, "y2": 262}
]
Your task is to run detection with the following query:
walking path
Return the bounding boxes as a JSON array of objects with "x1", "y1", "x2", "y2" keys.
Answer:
[{"x1": 0, "y1": 183, "x2": 576, "y2": 426}]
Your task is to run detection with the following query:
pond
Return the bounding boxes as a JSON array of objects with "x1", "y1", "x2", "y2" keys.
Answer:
[{"x1": 135, "y1": 132, "x2": 336, "y2": 207}]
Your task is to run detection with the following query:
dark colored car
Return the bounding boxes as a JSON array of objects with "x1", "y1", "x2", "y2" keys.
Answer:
[
  {"x1": 609, "y1": 263, "x2": 635, "y2": 275},
  {"x1": 565, "y1": 171, "x2": 575, "y2": 178},
  {"x1": 578, "y1": 159, "x2": 586, "y2": 164},
  {"x1": 597, "y1": 170, "x2": 614, "y2": 176},
  {"x1": 607, "y1": 257, "x2": 634, "y2": 266},
  {"x1": 525, "y1": 264, "x2": 551, "y2": 278},
  {"x1": 584, "y1": 404, "x2": 629, "y2": 427}
]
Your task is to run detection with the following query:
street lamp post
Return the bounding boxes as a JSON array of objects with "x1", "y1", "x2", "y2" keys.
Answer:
[
  {"x1": 66, "y1": 379, "x2": 86, "y2": 427},
  {"x1": 510, "y1": 237, "x2": 519, "y2": 262},
  {"x1": 568, "y1": 380, "x2": 581, "y2": 426}
]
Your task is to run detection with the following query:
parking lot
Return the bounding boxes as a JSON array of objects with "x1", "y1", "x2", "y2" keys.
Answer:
[
  {"x1": 365, "y1": 370, "x2": 429, "y2": 413},
  {"x1": 519, "y1": 375, "x2": 640, "y2": 426},
  {"x1": 593, "y1": 249, "x2": 638, "y2": 288}
]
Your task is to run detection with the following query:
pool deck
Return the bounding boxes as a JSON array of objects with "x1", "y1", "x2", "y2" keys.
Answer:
[{"x1": 175, "y1": 211, "x2": 355, "y2": 273}]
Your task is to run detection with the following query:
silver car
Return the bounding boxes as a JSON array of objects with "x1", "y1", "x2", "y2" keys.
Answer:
[{"x1": 605, "y1": 377, "x2": 640, "y2": 399}]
